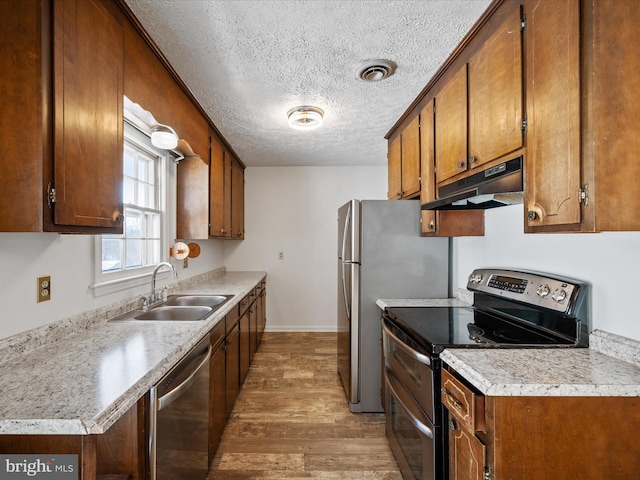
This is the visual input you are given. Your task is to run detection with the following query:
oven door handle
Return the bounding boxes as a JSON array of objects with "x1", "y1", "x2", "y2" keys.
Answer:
[
  {"x1": 386, "y1": 369, "x2": 434, "y2": 439},
  {"x1": 383, "y1": 320, "x2": 431, "y2": 366}
]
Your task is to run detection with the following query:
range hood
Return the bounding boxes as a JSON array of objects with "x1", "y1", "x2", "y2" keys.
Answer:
[{"x1": 422, "y1": 156, "x2": 523, "y2": 210}]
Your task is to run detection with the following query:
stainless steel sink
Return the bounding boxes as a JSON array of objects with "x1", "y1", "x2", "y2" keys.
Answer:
[
  {"x1": 164, "y1": 294, "x2": 233, "y2": 308},
  {"x1": 134, "y1": 305, "x2": 213, "y2": 321},
  {"x1": 109, "y1": 294, "x2": 234, "y2": 322}
]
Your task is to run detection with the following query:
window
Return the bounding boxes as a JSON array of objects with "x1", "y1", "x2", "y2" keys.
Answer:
[{"x1": 92, "y1": 123, "x2": 175, "y2": 296}]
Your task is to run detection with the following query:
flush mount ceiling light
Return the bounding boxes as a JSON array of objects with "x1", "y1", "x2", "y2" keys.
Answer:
[
  {"x1": 287, "y1": 106, "x2": 324, "y2": 130},
  {"x1": 356, "y1": 59, "x2": 397, "y2": 82},
  {"x1": 151, "y1": 123, "x2": 179, "y2": 149}
]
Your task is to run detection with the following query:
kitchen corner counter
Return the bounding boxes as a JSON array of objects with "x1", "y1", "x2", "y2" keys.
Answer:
[
  {"x1": 441, "y1": 330, "x2": 640, "y2": 397},
  {"x1": 0, "y1": 270, "x2": 266, "y2": 435}
]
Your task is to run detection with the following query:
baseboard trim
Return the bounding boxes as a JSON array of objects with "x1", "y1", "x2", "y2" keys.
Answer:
[{"x1": 264, "y1": 326, "x2": 338, "y2": 333}]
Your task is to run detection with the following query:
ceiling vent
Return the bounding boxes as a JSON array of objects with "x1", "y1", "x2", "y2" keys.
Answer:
[{"x1": 356, "y1": 60, "x2": 396, "y2": 82}]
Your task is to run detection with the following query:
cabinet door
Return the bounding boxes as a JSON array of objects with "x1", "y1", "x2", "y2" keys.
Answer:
[
  {"x1": 401, "y1": 116, "x2": 421, "y2": 198},
  {"x1": 177, "y1": 155, "x2": 210, "y2": 239},
  {"x1": 524, "y1": 0, "x2": 581, "y2": 229},
  {"x1": 468, "y1": 7, "x2": 523, "y2": 168},
  {"x1": 53, "y1": 0, "x2": 123, "y2": 230},
  {"x1": 448, "y1": 418, "x2": 486, "y2": 480},
  {"x1": 435, "y1": 64, "x2": 468, "y2": 184},
  {"x1": 209, "y1": 342, "x2": 226, "y2": 459},
  {"x1": 225, "y1": 324, "x2": 240, "y2": 418},
  {"x1": 231, "y1": 155, "x2": 244, "y2": 239},
  {"x1": 239, "y1": 311, "x2": 250, "y2": 384},
  {"x1": 592, "y1": 0, "x2": 640, "y2": 231},
  {"x1": 209, "y1": 134, "x2": 225, "y2": 237},
  {"x1": 387, "y1": 135, "x2": 402, "y2": 199},
  {"x1": 419, "y1": 100, "x2": 437, "y2": 235}
]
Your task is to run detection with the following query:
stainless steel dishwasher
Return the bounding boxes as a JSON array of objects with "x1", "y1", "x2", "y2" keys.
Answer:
[{"x1": 149, "y1": 334, "x2": 211, "y2": 480}]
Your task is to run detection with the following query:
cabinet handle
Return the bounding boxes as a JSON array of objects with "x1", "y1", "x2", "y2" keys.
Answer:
[
  {"x1": 448, "y1": 419, "x2": 458, "y2": 431},
  {"x1": 442, "y1": 390, "x2": 463, "y2": 410},
  {"x1": 456, "y1": 161, "x2": 464, "y2": 169},
  {"x1": 469, "y1": 156, "x2": 476, "y2": 164},
  {"x1": 428, "y1": 220, "x2": 435, "y2": 230},
  {"x1": 527, "y1": 210, "x2": 538, "y2": 221}
]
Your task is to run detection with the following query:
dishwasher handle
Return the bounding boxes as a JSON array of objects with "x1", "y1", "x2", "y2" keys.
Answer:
[{"x1": 157, "y1": 344, "x2": 212, "y2": 411}]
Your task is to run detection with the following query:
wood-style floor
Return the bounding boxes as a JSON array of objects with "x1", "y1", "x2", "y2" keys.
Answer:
[{"x1": 207, "y1": 332, "x2": 402, "y2": 479}]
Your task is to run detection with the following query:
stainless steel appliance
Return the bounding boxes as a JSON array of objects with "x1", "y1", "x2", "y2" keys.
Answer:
[
  {"x1": 149, "y1": 334, "x2": 211, "y2": 480},
  {"x1": 422, "y1": 156, "x2": 523, "y2": 210},
  {"x1": 382, "y1": 268, "x2": 589, "y2": 480},
  {"x1": 337, "y1": 199, "x2": 449, "y2": 413}
]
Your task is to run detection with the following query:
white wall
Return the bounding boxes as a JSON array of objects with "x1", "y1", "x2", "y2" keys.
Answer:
[
  {"x1": 223, "y1": 165, "x2": 388, "y2": 331},
  {"x1": 0, "y1": 233, "x2": 225, "y2": 339},
  {"x1": 453, "y1": 204, "x2": 640, "y2": 341}
]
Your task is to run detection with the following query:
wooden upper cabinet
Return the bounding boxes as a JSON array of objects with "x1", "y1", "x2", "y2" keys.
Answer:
[
  {"x1": 387, "y1": 135, "x2": 402, "y2": 199},
  {"x1": 387, "y1": 116, "x2": 420, "y2": 200},
  {"x1": 524, "y1": 0, "x2": 581, "y2": 230},
  {"x1": 420, "y1": 99, "x2": 485, "y2": 238},
  {"x1": 231, "y1": 155, "x2": 245, "y2": 239},
  {"x1": 420, "y1": 100, "x2": 437, "y2": 234},
  {"x1": 589, "y1": 0, "x2": 640, "y2": 231},
  {"x1": 400, "y1": 116, "x2": 421, "y2": 198},
  {"x1": 468, "y1": 6, "x2": 523, "y2": 169},
  {"x1": 176, "y1": 153, "x2": 210, "y2": 240},
  {"x1": 0, "y1": 0, "x2": 124, "y2": 233},
  {"x1": 209, "y1": 134, "x2": 226, "y2": 237},
  {"x1": 435, "y1": 64, "x2": 468, "y2": 184},
  {"x1": 53, "y1": 0, "x2": 124, "y2": 230}
]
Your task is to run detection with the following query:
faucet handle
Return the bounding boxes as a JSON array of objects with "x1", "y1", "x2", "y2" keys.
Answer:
[{"x1": 140, "y1": 295, "x2": 150, "y2": 312}]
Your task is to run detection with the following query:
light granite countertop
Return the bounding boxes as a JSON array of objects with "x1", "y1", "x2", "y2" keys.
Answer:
[
  {"x1": 0, "y1": 270, "x2": 265, "y2": 435},
  {"x1": 441, "y1": 334, "x2": 640, "y2": 397}
]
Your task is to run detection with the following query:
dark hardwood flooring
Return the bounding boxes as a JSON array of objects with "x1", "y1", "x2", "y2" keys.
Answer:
[{"x1": 207, "y1": 332, "x2": 402, "y2": 479}]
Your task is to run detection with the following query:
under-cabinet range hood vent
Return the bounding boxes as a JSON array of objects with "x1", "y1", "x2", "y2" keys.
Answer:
[{"x1": 422, "y1": 156, "x2": 523, "y2": 210}]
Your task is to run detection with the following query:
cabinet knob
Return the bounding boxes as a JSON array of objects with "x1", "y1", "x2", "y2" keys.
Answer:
[
  {"x1": 527, "y1": 210, "x2": 538, "y2": 221},
  {"x1": 456, "y1": 161, "x2": 464, "y2": 169},
  {"x1": 469, "y1": 156, "x2": 476, "y2": 164},
  {"x1": 448, "y1": 419, "x2": 457, "y2": 431},
  {"x1": 428, "y1": 221, "x2": 435, "y2": 230}
]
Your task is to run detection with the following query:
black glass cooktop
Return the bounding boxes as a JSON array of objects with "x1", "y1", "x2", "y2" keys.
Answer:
[{"x1": 384, "y1": 306, "x2": 575, "y2": 354}]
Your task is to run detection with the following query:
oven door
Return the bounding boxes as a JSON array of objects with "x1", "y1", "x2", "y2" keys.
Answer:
[
  {"x1": 386, "y1": 367, "x2": 440, "y2": 480},
  {"x1": 382, "y1": 317, "x2": 436, "y2": 421}
]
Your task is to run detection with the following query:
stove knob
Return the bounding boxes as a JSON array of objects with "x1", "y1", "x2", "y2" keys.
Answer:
[
  {"x1": 536, "y1": 284, "x2": 550, "y2": 298},
  {"x1": 469, "y1": 273, "x2": 483, "y2": 284},
  {"x1": 552, "y1": 289, "x2": 567, "y2": 303}
]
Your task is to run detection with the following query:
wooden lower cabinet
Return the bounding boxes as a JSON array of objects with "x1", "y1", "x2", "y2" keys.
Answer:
[
  {"x1": 225, "y1": 321, "x2": 241, "y2": 419},
  {"x1": 444, "y1": 367, "x2": 640, "y2": 479},
  {"x1": 239, "y1": 305, "x2": 251, "y2": 385},
  {"x1": 0, "y1": 399, "x2": 145, "y2": 480}
]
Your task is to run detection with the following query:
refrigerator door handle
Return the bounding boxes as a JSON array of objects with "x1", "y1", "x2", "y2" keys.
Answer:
[
  {"x1": 341, "y1": 202, "x2": 351, "y2": 262},
  {"x1": 341, "y1": 261, "x2": 350, "y2": 320}
]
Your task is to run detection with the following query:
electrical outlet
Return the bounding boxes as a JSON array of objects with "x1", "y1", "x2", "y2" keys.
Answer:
[
  {"x1": 37, "y1": 276, "x2": 51, "y2": 303},
  {"x1": 183, "y1": 257, "x2": 189, "y2": 268}
]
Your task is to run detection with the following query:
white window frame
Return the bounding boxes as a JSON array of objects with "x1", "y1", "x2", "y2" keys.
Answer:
[{"x1": 91, "y1": 122, "x2": 177, "y2": 297}]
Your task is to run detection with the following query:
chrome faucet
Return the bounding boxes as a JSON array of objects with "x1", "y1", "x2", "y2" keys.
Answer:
[{"x1": 150, "y1": 261, "x2": 178, "y2": 305}]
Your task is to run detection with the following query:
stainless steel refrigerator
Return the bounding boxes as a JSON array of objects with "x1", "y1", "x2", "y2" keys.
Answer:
[{"x1": 337, "y1": 199, "x2": 449, "y2": 413}]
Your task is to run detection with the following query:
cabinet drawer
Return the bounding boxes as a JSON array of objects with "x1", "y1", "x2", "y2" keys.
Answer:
[
  {"x1": 210, "y1": 319, "x2": 226, "y2": 350},
  {"x1": 441, "y1": 368, "x2": 485, "y2": 432}
]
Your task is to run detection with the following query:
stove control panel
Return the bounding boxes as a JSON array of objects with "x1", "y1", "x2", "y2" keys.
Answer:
[{"x1": 467, "y1": 268, "x2": 582, "y2": 314}]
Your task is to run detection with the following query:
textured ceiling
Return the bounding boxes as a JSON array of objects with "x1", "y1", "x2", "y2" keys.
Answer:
[{"x1": 123, "y1": 0, "x2": 492, "y2": 167}]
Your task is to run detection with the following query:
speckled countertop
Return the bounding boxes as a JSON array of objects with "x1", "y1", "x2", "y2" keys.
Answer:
[
  {"x1": 0, "y1": 270, "x2": 265, "y2": 435},
  {"x1": 378, "y1": 294, "x2": 640, "y2": 397}
]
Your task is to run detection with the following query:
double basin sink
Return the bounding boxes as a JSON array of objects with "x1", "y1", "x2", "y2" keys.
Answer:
[{"x1": 113, "y1": 294, "x2": 234, "y2": 322}]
